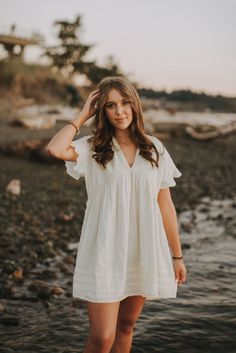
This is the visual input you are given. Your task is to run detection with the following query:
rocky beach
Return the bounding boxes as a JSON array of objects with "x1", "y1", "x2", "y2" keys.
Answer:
[{"x1": 0, "y1": 112, "x2": 236, "y2": 353}]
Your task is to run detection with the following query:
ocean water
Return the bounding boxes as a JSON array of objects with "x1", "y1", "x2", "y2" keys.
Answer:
[{"x1": 1, "y1": 197, "x2": 236, "y2": 353}]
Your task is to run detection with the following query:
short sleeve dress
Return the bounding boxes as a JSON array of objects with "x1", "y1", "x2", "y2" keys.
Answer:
[{"x1": 65, "y1": 134, "x2": 182, "y2": 303}]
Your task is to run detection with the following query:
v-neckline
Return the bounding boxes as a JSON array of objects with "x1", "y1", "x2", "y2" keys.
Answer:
[{"x1": 112, "y1": 136, "x2": 139, "y2": 170}]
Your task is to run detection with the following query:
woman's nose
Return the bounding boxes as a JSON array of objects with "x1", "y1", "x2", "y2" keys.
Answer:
[{"x1": 116, "y1": 104, "x2": 125, "y2": 115}]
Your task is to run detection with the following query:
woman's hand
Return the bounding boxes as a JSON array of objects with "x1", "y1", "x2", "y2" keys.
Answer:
[
  {"x1": 173, "y1": 259, "x2": 187, "y2": 286},
  {"x1": 78, "y1": 89, "x2": 100, "y2": 123}
]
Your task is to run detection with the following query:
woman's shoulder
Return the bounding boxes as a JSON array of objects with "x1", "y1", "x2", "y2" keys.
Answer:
[
  {"x1": 145, "y1": 134, "x2": 165, "y2": 153},
  {"x1": 145, "y1": 133, "x2": 158, "y2": 143}
]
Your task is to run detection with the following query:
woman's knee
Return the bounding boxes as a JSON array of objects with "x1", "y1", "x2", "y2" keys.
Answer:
[
  {"x1": 86, "y1": 301, "x2": 119, "y2": 349},
  {"x1": 89, "y1": 331, "x2": 115, "y2": 349},
  {"x1": 117, "y1": 317, "x2": 136, "y2": 335}
]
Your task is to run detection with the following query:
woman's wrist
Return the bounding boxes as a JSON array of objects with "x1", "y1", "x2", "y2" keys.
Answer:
[
  {"x1": 64, "y1": 112, "x2": 87, "y2": 136},
  {"x1": 172, "y1": 254, "x2": 184, "y2": 261},
  {"x1": 65, "y1": 121, "x2": 80, "y2": 135},
  {"x1": 71, "y1": 112, "x2": 88, "y2": 128},
  {"x1": 172, "y1": 258, "x2": 184, "y2": 264}
]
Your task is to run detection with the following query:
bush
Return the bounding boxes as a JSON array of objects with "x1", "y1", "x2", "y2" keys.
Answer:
[{"x1": 0, "y1": 59, "x2": 80, "y2": 105}]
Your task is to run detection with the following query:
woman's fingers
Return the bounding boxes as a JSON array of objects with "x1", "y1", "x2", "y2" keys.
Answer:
[
  {"x1": 90, "y1": 89, "x2": 100, "y2": 97},
  {"x1": 91, "y1": 92, "x2": 100, "y2": 106},
  {"x1": 90, "y1": 90, "x2": 100, "y2": 100},
  {"x1": 91, "y1": 93, "x2": 100, "y2": 102},
  {"x1": 179, "y1": 270, "x2": 187, "y2": 283},
  {"x1": 80, "y1": 90, "x2": 100, "y2": 118},
  {"x1": 175, "y1": 266, "x2": 187, "y2": 285}
]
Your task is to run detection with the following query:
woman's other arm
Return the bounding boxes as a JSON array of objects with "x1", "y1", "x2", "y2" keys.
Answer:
[
  {"x1": 157, "y1": 188, "x2": 187, "y2": 284},
  {"x1": 157, "y1": 188, "x2": 182, "y2": 257}
]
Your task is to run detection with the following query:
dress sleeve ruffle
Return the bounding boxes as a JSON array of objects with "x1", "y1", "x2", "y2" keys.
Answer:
[
  {"x1": 64, "y1": 136, "x2": 88, "y2": 180},
  {"x1": 160, "y1": 147, "x2": 182, "y2": 188},
  {"x1": 151, "y1": 135, "x2": 182, "y2": 189}
]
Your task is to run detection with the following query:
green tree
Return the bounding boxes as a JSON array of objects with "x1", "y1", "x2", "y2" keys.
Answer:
[
  {"x1": 44, "y1": 15, "x2": 122, "y2": 84},
  {"x1": 44, "y1": 15, "x2": 92, "y2": 77},
  {"x1": 74, "y1": 55, "x2": 122, "y2": 85}
]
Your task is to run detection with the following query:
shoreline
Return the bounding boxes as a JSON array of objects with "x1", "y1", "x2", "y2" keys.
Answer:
[{"x1": 0, "y1": 118, "x2": 236, "y2": 352}]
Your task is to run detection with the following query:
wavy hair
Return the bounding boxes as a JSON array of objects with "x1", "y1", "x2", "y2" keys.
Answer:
[{"x1": 87, "y1": 76, "x2": 164, "y2": 169}]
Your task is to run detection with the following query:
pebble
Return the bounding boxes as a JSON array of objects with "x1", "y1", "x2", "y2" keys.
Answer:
[
  {"x1": 182, "y1": 243, "x2": 191, "y2": 250},
  {"x1": 5, "y1": 179, "x2": 21, "y2": 196},
  {"x1": 56, "y1": 262, "x2": 72, "y2": 273},
  {"x1": 37, "y1": 286, "x2": 52, "y2": 300},
  {"x1": 28, "y1": 279, "x2": 50, "y2": 292},
  {"x1": 12, "y1": 267, "x2": 24, "y2": 281},
  {"x1": 181, "y1": 223, "x2": 193, "y2": 233},
  {"x1": 51, "y1": 287, "x2": 65, "y2": 295},
  {"x1": 0, "y1": 315, "x2": 20, "y2": 326},
  {"x1": 67, "y1": 242, "x2": 79, "y2": 251},
  {"x1": 63, "y1": 255, "x2": 75, "y2": 265},
  {"x1": 38, "y1": 269, "x2": 58, "y2": 280},
  {"x1": 57, "y1": 211, "x2": 75, "y2": 222},
  {"x1": 0, "y1": 303, "x2": 5, "y2": 312}
]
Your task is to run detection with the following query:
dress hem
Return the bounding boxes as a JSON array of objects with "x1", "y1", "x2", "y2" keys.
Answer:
[{"x1": 72, "y1": 291, "x2": 177, "y2": 303}]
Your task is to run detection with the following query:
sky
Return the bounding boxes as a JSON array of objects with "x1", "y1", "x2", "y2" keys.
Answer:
[{"x1": 1, "y1": 0, "x2": 236, "y2": 97}]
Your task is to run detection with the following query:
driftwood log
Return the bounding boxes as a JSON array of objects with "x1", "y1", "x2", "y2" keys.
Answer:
[
  {"x1": 152, "y1": 121, "x2": 236, "y2": 140},
  {"x1": 0, "y1": 121, "x2": 235, "y2": 165},
  {"x1": 185, "y1": 122, "x2": 236, "y2": 140},
  {"x1": 0, "y1": 138, "x2": 55, "y2": 163}
]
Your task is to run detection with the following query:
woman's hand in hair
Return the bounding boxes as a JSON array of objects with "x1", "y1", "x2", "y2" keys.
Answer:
[{"x1": 79, "y1": 89, "x2": 100, "y2": 123}]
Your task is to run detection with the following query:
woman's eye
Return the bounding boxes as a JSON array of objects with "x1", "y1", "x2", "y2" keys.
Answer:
[
  {"x1": 105, "y1": 100, "x2": 130, "y2": 109},
  {"x1": 106, "y1": 104, "x2": 114, "y2": 109}
]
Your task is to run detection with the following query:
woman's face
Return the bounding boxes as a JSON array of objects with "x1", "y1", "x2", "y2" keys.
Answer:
[{"x1": 104, "y1": 88, "x2": 133, "y2": 132}]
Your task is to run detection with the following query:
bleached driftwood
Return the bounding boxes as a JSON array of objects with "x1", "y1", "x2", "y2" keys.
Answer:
[
  {"x1": 11, "y1": 115, "x2": 57, "y2": 129},
  {"x1": 0, "y1": 138, "x2": 52, "y2": 162},
  {"x1": 185, "y1": 122, "x2": 236, "y2": 140},
  {"x1": 144, "y1": 109, "x2": 236, "y2": 140},
  {"x1": 13, "y1": 97, "x2": 35, "y2": 109}
]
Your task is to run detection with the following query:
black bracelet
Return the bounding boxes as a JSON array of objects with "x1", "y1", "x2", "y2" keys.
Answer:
[{"x1": 172, "y1": 256, "x2": 183, "y2": 260}]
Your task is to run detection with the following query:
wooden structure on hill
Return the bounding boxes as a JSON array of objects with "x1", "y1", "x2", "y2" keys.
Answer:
[{"x1": 0, "y1": 24, "x2": 43, "y2": 60}]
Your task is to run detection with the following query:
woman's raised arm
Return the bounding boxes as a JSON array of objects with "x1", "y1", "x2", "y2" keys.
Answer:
[
  {"x1": 45, "y1": 114, "x2": 84, "y2": 161},
  {"x1": 45, "y1": 89, "x2": 100, "y2": 161}
]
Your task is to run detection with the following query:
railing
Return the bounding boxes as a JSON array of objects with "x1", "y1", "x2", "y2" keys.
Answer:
[{"x1": 0, "y1": 24, "x2": 44, "y2": 43}]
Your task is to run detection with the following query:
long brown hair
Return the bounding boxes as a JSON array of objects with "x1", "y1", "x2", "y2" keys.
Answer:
[{"x1": 87, "y1": 76, "x2": 164, "y2": 169}]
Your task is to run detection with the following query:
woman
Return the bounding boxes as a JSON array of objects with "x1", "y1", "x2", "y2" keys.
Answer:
[{"x1": 46, "y1": 76, "x2": 187, "y2": 353}]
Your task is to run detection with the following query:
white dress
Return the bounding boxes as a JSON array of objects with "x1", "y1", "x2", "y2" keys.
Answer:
[{"x1": 65, "y1": 134, "x2": 182, "y2": 303}]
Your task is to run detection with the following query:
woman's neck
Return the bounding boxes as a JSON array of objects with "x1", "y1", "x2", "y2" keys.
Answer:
[{"x1": 114, "y1": 128, "x2": 132, "y2": 143}]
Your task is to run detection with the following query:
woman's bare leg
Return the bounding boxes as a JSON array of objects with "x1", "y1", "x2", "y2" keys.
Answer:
[
  {"x1": 83, "y1": 300, "x2": 120, "y2": 353},
  {"x1": 110, "y1": 295, "x2": 146, "y2": 353}
]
